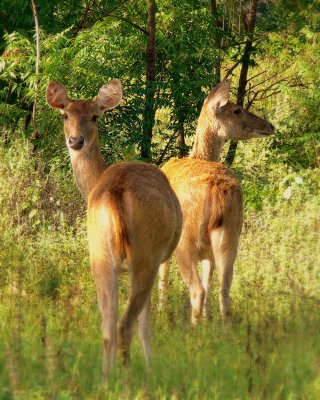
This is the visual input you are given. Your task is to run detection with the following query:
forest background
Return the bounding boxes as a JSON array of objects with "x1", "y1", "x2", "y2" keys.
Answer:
[{"x1": 0, "y1": 1, "x2": 319, "y2": 399}]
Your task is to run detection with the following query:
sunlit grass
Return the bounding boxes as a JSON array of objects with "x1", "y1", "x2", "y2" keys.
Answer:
[
  {"x1": 0, "y1": 141, "x2": 319, "y2": 399},
  {"x1": 1, "y1": 194, "x2": 319, "y2": 399}
]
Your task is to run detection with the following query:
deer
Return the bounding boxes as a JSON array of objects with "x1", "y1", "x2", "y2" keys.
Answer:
[
  {"x1": 158, "y1": 80, "x2": 274, "y2": 323},
  {"x1": 46, "y1": 79, "x2": 182, "y2": 376}
]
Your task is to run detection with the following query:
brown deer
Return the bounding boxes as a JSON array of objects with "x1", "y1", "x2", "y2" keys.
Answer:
[
  {"x1": 159, "y1": 80, "x2": 274, "y2": 323},
  {"x1": 191, "y1": 80, "x2": 275, "y2": 162},
  {"x1": 46, "y1": 79, "x2": 182, "y2": 375}
]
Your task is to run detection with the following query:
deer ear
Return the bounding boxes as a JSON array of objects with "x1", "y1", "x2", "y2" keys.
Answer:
[
  {"x1": 46, "y1": 81, "x2": 70, "y2": 112},
  {"x1": 96, "y1": 79, "x2": 122, "y2": 113},
  {"x1": 207, "y1": 80, "x2": 231, "y2": 113}
]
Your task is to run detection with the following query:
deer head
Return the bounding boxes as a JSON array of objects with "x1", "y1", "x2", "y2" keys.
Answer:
[
  {"x1": 200, "y1": 80, "x2": 275, "y2": 140},
  {"x1": 46, "y1": 79, "x2": 122, "y2": 151}
]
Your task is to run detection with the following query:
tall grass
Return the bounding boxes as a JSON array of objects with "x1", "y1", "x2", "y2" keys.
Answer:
[{"x1": 0, "y1": 140, "x2": 319, "y2": 399}]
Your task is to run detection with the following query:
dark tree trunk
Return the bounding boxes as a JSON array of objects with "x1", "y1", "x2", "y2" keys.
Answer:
[
  {"x1": 141, "y1": 0, "x2": 156, "y2": 161},
  {"x1": 225, "y1": 0, "x2": 258, "y2": 167},
  {"x1": 176, "y1": 118, "x2": 188, "y2": 158},
  {"x1": 24, "y1": 103, "x2": 34, "y2": 131},
  {"x1": 31, "y1": 0, "x2": 40, "y2": 135},
  {"x1": 210, "y1": 0, "x2": 221, "y2": 81},
  {"x1": 209, "y1": 0, "x2": 217, "y2": 14},
  {"x1": 31, "y1": 0, "x2": 40, "y2": 154},
  {"x1": 237, "y1": 1, "x2": 257, "y2": 107}
]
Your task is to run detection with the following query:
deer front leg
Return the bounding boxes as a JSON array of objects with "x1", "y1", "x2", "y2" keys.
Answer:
[{"x1": 158, "y1": 260, "x2": 170, "y2": 309}]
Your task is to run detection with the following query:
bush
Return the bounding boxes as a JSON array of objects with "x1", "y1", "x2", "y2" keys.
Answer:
[{"x1": 0, "y1": 138, "x2": 85, "y2": 235}]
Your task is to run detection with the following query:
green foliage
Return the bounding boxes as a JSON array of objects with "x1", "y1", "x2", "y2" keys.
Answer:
[
  {"x1": 0, "y1": 0, "x2": 288, "y2": 163},
  {"x1": 240, "y1": 0, "x2": 320, "y2": 169},
  {"x1": 230, "y1": 138, "x2": 320, "y2": 211},
  {"x1": 0, "y1": 138, "x2": 84, "y2": 235},
  {"x1": 0, "y1": 0, "x2": 318, "y2": 167}
]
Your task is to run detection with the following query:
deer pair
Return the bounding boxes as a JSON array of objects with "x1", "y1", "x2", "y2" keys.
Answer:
[{"x1": 46, "y1": 79, "x2": 274, "y2": 376}]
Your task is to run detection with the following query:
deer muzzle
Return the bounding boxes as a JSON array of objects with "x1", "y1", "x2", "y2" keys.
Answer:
[{"x1": 68, "y1": 135, "x2": 85, "y2": 150}]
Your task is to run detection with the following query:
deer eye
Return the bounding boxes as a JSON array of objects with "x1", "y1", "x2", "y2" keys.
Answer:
[
  {"x1": 234, "y1": 109, "x2": 242, "y2": 115},
  {"x1": 63, "y1": 114, "x2": 68, "y2": 120},
  {"x1": 92, "y1": 115, "x2": 98, "y2": 122}
]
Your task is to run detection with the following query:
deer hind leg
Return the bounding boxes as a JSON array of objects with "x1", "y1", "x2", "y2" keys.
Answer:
[
  {"x1": 158, "y1": 260, "x2": 170, "y2": 309},
  {"x1": 201, "y1": 258, "x2": 214, "y2": 319},
  {"x1": 176, "y1": 245, "x2": 204, "y2": 325},
  {"x1": 138, "y1": 297, "x2": 151, "y2": 371},
  {"x1": 92, "y1": 260, "x2": 118, "y2": 377},
  {"x1": 117, "y1": 259, "x2": 158, "y2": 369},
  {"x1": 211, "y1": 227, "x2": 239, "y2": 318}
]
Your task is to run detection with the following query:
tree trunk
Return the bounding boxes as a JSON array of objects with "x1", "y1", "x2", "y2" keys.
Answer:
[
  {"x1": 176, "y1": 118, "x2": 188, "y2": 158},
  {"x1": 210, "y1": 0, "x2": 221, "y2": 81},
  {"x1": 141, "y1": 0, "x2": 156, "y2": 161},
  {"x1": 225, "y1": 0, "x2": 258, "y2": 167},
  {"x1": 31, "y1": 0, "x2": 40, "y2": 136},
  {"x1": 209, "y1": 0, "x2": 217, "y2": 15}
]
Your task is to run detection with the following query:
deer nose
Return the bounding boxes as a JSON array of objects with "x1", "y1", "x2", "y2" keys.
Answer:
[{"x1": 68, "y1": 136, "x2": 84, "y2": 150}]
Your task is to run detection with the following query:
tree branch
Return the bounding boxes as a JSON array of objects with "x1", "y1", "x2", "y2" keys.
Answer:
[
  {"x1": 223, "y1": 60, "x2": 241, "y2": 80},
  {"x1": 73, "y1": 0, "x2": 92, "y2": 35},
  {"x1": 246, "y1": 73, "x2": 288, "y2": 93},
  {"x1": 109, "y1": 15, "x2": 147, "y2": 34},
  {"x1": 72, "y1": 0, "x2": 136, "y2": 36},
  {"x1": 155, "y1": 129, "x2": 178, "y2": 166},
  {"x1": 246, "y1": 69, "x2": 267, "y2": 83},
  {"x1": 220, "y1": 35, "x2": 264, "y2": 50}
]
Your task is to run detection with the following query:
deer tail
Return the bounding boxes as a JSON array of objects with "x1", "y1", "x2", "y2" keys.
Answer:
[
  {"x1": 108, "y1": 188, "x2": 131, "y2": 262},
  {"x1": 207, "y1": 183, "x2": 242, "y2": 231}
]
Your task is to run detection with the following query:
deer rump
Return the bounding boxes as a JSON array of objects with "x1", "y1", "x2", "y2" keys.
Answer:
[
  {"x1": 163, "y1": 158, "x2": 242, "y2": 255},
  {"x1": 199, "y1": 181, "x2": 242, "y2": 250}
]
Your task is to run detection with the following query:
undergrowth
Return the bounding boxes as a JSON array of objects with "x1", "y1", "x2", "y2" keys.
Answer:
[{"x1": 0, "y1": 140, "x2": 319, "y2": 399}]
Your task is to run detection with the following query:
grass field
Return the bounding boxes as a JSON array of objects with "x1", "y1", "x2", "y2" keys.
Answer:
[{"x1": 0, "y1": 141, "x2": 319, "y2": 399}]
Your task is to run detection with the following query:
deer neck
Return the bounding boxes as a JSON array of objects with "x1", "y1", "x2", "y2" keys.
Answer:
[
  {"x1": 190, "y1": 114, "x2": 224, "y2": 162},
  {"x1": 69, "y1": 140, "x2": 107, "y2": 201}
]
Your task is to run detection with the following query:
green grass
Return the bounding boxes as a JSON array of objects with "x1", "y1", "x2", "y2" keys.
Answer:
[
  {"x1": 0, "y1": 140, "x2": 319, "y2": 399},
  {"x1": 1, "y1": 198, "x2": 319, "y2": 399}
]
